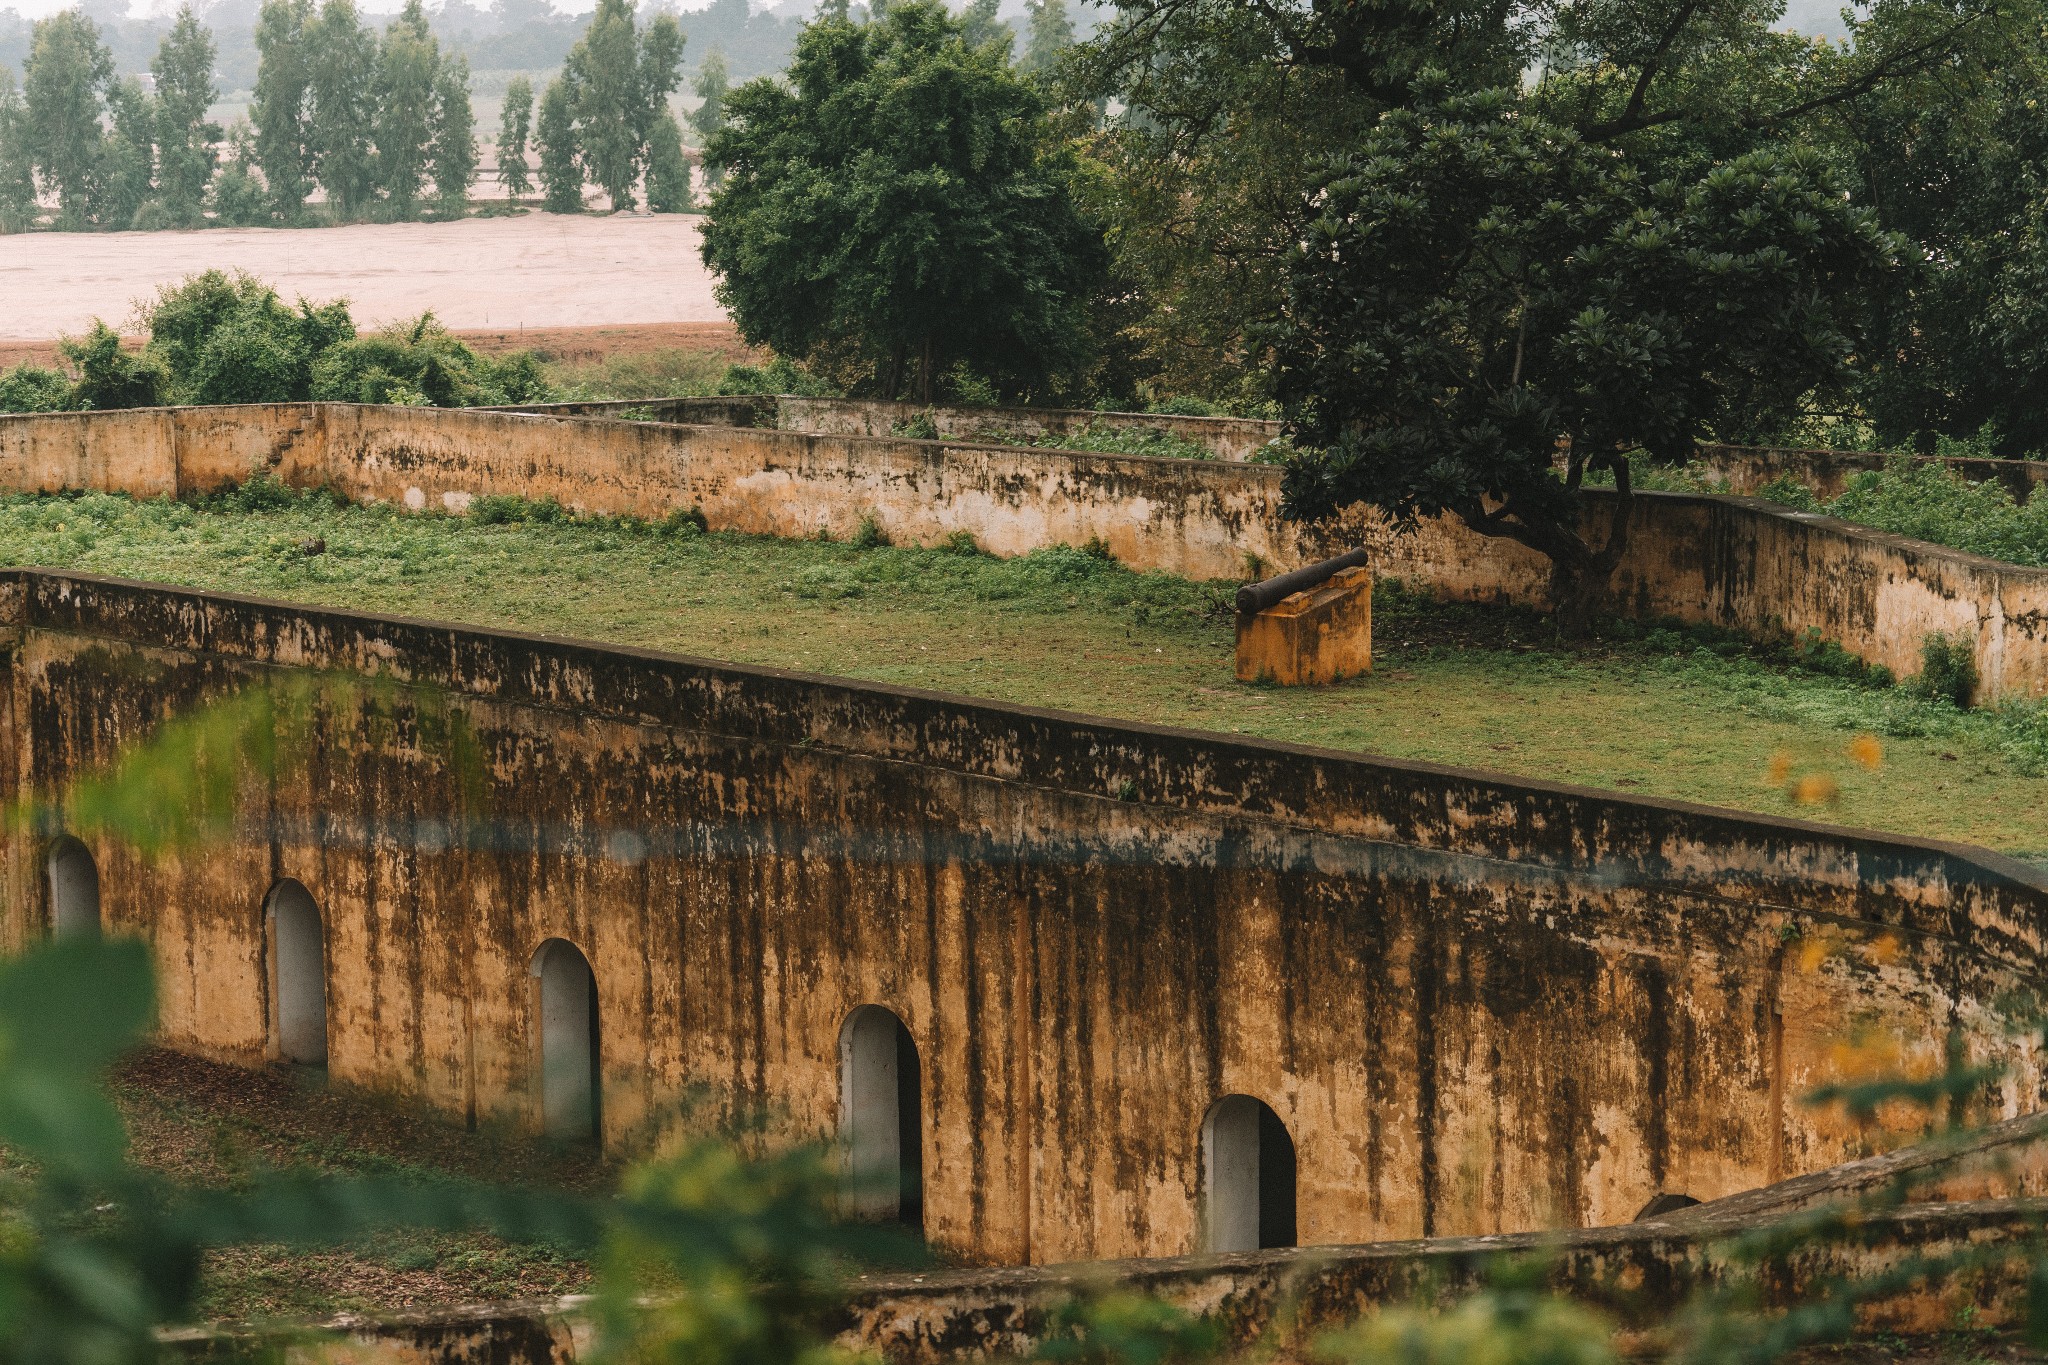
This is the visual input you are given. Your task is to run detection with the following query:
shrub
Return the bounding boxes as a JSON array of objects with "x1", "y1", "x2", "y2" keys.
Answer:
[
  {"x1": 310, "y1": 314, "x2": 550, "y2": 407},
  {"x1": 61, "y1": 323, "x2": 167, "y2": 410},
  {"x1": 0, "y1": 364, "x2": 74, "y2": 412},
  {"x1": 715, "y1": 357, "x2": 835, "y2": 398},
  {"x1": 1913, "y1": 631, "x2": 1980, "y2": 708},
  {"x1": 1825, "y1": 459, "x2": 2048, "y2": 566},
  {"x1": 943, "y1": 530, "x2": 981, "y2": 555},
  {"x1": 658, "y1": 505, "x2": 708, "y2": 536},
  {"x1": 142, "y1": 270, "x2": 354, "y2": 405},
  {"x1": 852, "y1": 515, "x2": 889, "y2": 549},
  {"x1": 1036, "y1": 423, "x2": 1215, "y2": 461},
  {"x1": 1754, "y1": 472, "x2": 1821, "y2": 511},
  {"x1": 892, "y1": 411, "x2": 940, "y2": 441}
]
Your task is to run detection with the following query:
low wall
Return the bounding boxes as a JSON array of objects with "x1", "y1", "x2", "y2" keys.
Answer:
[
  {"x1": 1690, "y1": 443, "x2": 2048, "y2": 503},
  {"x1": 494, "y1": 395, "x2": 1285, "y2": 461},
  {"x1": 7, "y1": 569, "x2": 2048, "y2": 1270},
  {"x1": 166, "y1": 1195, "x2": 2048, "y2": 1363},
  {"x1": 0, "y1": 405, "x2": 2044, "y2": 700}
]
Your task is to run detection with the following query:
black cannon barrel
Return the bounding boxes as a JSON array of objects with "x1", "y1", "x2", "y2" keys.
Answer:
[{"x1": 1234, "y1": 548, "x2": 1371, "y2": 615}]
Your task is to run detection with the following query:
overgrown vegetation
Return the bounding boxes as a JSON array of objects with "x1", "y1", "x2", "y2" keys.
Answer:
[
  {"x1": 0, "y1": 484, "x2": 2038, "y2": 859},
  {"x1": 0, "y1": 271, "x2": 550, "y2": 412}
]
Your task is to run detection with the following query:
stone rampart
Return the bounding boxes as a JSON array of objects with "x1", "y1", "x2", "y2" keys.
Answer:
[
  {"x1": 0, "y1": 405, "x2": 2045, "y2": 699},
  {"x1": 5, "y1": 568, "x2": 2047, "y2": 1270}
]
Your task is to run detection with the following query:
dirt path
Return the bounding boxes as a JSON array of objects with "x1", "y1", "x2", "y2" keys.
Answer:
[{"x1": 0, "y1": 213, "x2": 724, "y2": 341}]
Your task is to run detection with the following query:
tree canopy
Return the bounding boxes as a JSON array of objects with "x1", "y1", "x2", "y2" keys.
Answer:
[{"x1": 700, "y1": 0, "x2": 1102, "y2": 402}]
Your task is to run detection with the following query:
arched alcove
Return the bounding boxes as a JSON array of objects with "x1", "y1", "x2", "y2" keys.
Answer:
[
  {"x1": 46, "y1": 837, "x2": 100, "y2": 940},
  {"x1": 531, "y1": 938, "x2": 601, "y2": 1142},
  {"x1": 267, "y1": 880, "x2": 328, "y2": 1066},
  {"x1": 838, "y1": 1004, "x2": 924, "y2": 1230},
  {"x1": 1202, "y1": 1094, "x2": 1297, "y2": 1253},
  {"x1": 1635, "y1": 1192, "x2": 1701, "y2": 1220}
]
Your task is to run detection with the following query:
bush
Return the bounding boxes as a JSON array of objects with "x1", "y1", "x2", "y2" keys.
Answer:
[
  {"x1": 892, "y1": 411, "x2": 940, "y2": 441},
  {"x1": 714, "y1": 357, "x2": 836, "y2": 397},
  {"x1": 1753, "y1": 472, "x2": 1821, "y2": 511},
  {"x1": 852, "y1": 515, "x2": 889, "y2": 549},
  {"x1": 143, "y1": 270, "x2": 354, "y2": 405},
  {"x1": 310, "y1": 314, "x2": 551, "y2": 408},
  {"x1": 1825, "y1": 459, "x2": 2048, "y2": 566},
  {"x1": 61, "y1": 323, "x2": 167, "y2": 410},
  {"x1": 0, "y1": 364, "x2": 74, "y2": 413},
  {"x1": 659, "y1": 505, "x2": 708, "y2": 536},
  {"x1": 1913, "y1": 631, "x2": 1980, "y2": 708},
  {"x1": 1036, "y1": 422, "x2": 1215, "y2": 461}
]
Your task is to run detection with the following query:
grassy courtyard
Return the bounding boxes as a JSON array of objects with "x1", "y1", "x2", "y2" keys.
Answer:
[{"x1": 0, "y1": 486, "x2": 2043, "y2": 862}]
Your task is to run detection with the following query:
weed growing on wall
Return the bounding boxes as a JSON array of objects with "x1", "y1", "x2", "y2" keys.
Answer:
[{"x1": 1033, "y1": 423, "x2": 1217, "y2": 461}]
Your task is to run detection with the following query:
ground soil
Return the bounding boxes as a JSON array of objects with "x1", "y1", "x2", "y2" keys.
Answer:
[
  {"x1": 0, "y1": 320, "x2": 754, "y2": 372},
  {"x1": 0, "y1": 212, "x2": 723, "y2": 342}
]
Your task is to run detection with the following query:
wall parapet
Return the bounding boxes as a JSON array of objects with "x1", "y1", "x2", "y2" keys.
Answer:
[{"x1": 0, "y1": 403, "x2": 2043, "y2": 699}]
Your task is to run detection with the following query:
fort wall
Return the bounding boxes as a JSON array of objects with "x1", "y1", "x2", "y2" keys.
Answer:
[
  {"x1": 0, "y1": 406, "x2": 2044, "y2": 700},
  {"x1": 5, "y1": 569, "x2": 2047, "y2": 1269}
]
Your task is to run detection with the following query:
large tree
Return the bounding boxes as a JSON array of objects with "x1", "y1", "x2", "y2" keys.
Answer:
[
  {"x1": 558, "y1": 0, "x2": 683, "y2": 211},
  {"x1": 496, "y1": 73, "x2": 533, "y2": 199},
  {"x1": 1271, "y1": 88, "x2": 1897, "y2": 624},
  {"x1": 98, "y1": 75, "x2": 156, "y2": 227},
  {"x1": 22, "y1": 8, "x2": 113, "y2": 226},
  {"x1": 535, "y1": 75, "x2": 581, "y2": 211},
  {"x1": 151, "y1": 8, "x2": 219, "y2": 224},
  {"x1": 430, "y1": 52, "x2": 478, "y2": 215},
  {"x1": 700, "y1": 0, "x2": 1103, "y2": 402},
  {"x1": 0, "y1": 69, "x2": 36, "y2": 232},
  {"x1": 251, "y1": 0, "x2": 315, "y2": 219},
  {"x1": 307, "y1": 0, "x2": 377, "y2": 216},
  {"x1": 373, "y1": 0, "x2": 440, "y2": 215}
]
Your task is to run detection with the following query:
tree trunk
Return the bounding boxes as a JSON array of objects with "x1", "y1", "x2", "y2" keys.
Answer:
[{"x1": 917, "y1": 334, "x2": 934, "y2": 404}]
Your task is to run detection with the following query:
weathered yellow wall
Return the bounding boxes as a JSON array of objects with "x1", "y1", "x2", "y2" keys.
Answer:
[
  {"x1": 4, "y1": 570, "x2": 2045, "y2": 1268},
  {"x1": 0, "y1": 405, "x2": 2043, "y2": 701}
]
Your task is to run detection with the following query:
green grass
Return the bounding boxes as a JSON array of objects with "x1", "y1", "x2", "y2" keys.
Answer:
[{"x1": 2, "y1": 486, "x2": 2044, "y2": 862}]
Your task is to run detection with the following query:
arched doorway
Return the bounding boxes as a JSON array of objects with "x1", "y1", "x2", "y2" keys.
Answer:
[
  {"x1": 531, "y1": 939, "x2": 600, "y2": 1142},
  {"x1": 46, "y1": 837, "x2": 100, "y2": 940},
  {"x1": 838, "y1": 1004, "x2": 923, "y2": 1230},
  {"x1": 267, "y1": 880, "x2": 328, "y2": 1066},
  {"x1": 1201, "y1": 1094, "x2": 1297, "y2": 1253}
]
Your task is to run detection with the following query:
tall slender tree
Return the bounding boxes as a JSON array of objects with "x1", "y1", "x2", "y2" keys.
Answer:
[
  {"x1": 496, "y1": 73, "x2": 532, "y2": 199},
  {"x1": 688, "y1": 49, "x2": 726, "y2": 188},
  {"x1": 372, "y1": 0, "x2": 439, "y2": 216},
  {"x1": 429, "y1": 52, "x2": 477, "y2": 215},
  {"x1": 643, "y1": 106, "x2": 689, "y2": 211},
  {"x1": 306, "y1": 0, "x2": 377, "y2": 216},
  {"x1": 559, "y1": 0, "x2": 682, "y2": 210},
  {"x1": 251, "y1": 0, "x2": 315, "y2": 219},
  {"x1": 535, "y1": 74, "x2": 581, "y2": 211},
  {"x1": 99, "y1": 75, "x2": 156, "y2": 226},
  {"x1": 22, "y1": 8, "x2": 113, "y2": 225},
  {"x1": 958, "y1": 0, "x2": 1008, "y2": 52},
  {"x1": 0, "y1": 68, "x2": 38, "y2": 232},
  {"x1": 151, "y1": 7, "x2": 219, "y2": 224},
  {"x1": 1019, "y1": 0, "x2": 1071, "y2": 75}
]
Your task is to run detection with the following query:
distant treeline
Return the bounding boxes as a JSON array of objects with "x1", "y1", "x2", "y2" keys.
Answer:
[{"x1": 0, "y1": 0, "x2": 806, "y2": 95}]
